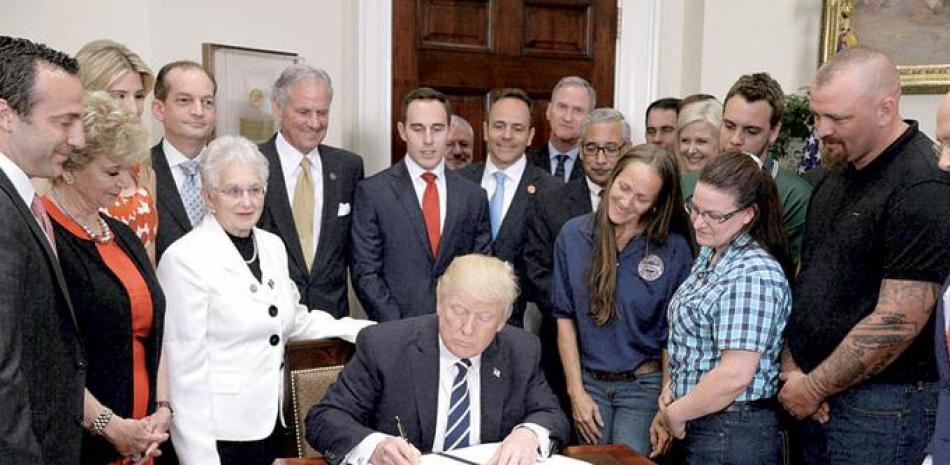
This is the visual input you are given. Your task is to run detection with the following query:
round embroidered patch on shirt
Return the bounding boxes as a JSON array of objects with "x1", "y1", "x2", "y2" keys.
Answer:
[{"x1": 638, "y1": 254, "x2": 665, "y2": 281}]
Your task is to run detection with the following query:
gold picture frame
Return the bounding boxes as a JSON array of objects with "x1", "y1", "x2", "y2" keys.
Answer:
[{"x1": 820, "y1": 0, "x2": 950, "y2": 94}]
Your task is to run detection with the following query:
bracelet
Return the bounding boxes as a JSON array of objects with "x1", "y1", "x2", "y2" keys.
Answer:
[
  {"x1": 155, "y1": 400, "x2": 174, "y2": 417},
  {"x1": 90, "y1": 407, "x2": 113, "y2": 436}
]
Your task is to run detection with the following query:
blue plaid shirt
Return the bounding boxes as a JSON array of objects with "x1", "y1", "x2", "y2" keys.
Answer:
[{"x1": 667, "y1": 232, "x2": 791, "y2": 401}]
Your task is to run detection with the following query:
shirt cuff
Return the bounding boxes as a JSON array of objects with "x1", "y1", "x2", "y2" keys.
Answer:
[
  {"x1": 922, "y1": 454, "x2": 933, "y2": 465},
  {"x1": 514, "y1": 423, "x2": 551, "y2": 458},
  {"x1": 344, "y1": 432, "x2": 392, "y2": 465}
]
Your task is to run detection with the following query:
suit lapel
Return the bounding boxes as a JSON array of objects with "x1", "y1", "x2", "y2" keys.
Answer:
[
  {"x1": 410, "y1": 317, "x2": 441, "y2": 450},
  {"x1": 569, "y1": 177, "x2": 594, "y2": 214},
  {"x1": 313, "y1": 146, "x2": 342, "y2": 275},
  {"x1": 390, "y1": 162, "x2": 433, "y2": 261},
  {"x1": 496, "y1": 165, "x2": 538, "y2": 239},
  {"x1": 437, "y1": 172, "x2": 463, "y2": 265},
  {"x1": 0, "y1": 172, "x2": 79, "y2": 331},
  {"x1": 260, "y1": 137, "x2": 307, "y2": 272},
  {"x1": 152, "y1": 142, "x2": 193, "y2": 232},
  {"x1": 479, "y1": 337, "x2": 505, "y2": 443}
]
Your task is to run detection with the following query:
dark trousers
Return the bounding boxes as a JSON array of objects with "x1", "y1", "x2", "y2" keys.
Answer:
[{"x1": 216, "y1": 419, "x2": 284, "y2": 465}]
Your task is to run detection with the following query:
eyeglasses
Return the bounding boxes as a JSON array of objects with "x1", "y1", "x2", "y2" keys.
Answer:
[
  {"x1": 933, "y1": 141, "x2": 949, "y2": 158},
  {"x1": 581, "y1": 142, "x2": 624, "y2": 159},
  {"x1": 216, "y1": 185, "x2": 266, "y2": 199},
  {"x1": 685, "y1": 199, "x2": 745, "y2": 224}
]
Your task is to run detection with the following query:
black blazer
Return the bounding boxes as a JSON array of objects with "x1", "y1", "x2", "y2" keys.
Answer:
[
  {"x1": 50, "y1": 213, "x2": 166, "y2": 465},
  {"x1": 0, "y1": 171, "x2": 85, "y2": 464},
  {"x1": 459, "y1": 162, "x2": 560, "y2": 326},
  {"x1": 931, "y1": 278, "x2": 950, "y2": 462},
  {"x1": 257, "y1": 136, "x2": 365, "y2": 317},
  {"x1": 350, "y1": 161, "x2": 491, "y2": 321},
  {"x1": 527, "y1": 143, "x2": 584, "y2": 182},
  {"x1": 306, "y1": 315, "x2": 569, "y2": 463},
  {"x1": 522, "y1": 176, "x2": 593, "y2": 314},
  {"x1": 152, "y1": 141, "x2": 193, "y2": 263}
]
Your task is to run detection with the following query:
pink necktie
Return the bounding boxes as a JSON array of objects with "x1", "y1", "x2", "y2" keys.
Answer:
[{"x1": 31, "y1": 195, "x2": 57, "y2": 254}]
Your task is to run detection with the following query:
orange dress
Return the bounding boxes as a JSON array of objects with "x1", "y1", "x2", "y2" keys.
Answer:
[
  {"x1": 45, "y1": 199, "x2": 156, "y2": 465},
  {"x1": 105, "y1": 186, "x2": 158, "y2": 256}
]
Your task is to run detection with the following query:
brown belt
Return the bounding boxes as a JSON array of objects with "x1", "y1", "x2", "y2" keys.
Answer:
[{"x1": 586, "y1": 360, "x2": 660, "y2": 381}]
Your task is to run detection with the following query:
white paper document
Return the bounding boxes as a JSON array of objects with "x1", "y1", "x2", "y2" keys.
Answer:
[{"x1": 421, "y1": 443, "x2": 592, "y2": 465}]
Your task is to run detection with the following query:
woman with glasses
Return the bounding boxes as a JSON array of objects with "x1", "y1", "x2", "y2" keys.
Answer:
[
  {"x1": 651, "y1": 151, "x2": 793, "y2": 464},
  {"x1": 551, "y1": 144, "x2": 695, "y2": 454},
  {"x1": 157, "y1": 136, "x2": 373, "y2": 465}
]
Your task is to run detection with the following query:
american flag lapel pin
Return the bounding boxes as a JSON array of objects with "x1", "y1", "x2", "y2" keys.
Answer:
[{"x1": 493, "y1": 367, "x2": 501, "y2": 378}]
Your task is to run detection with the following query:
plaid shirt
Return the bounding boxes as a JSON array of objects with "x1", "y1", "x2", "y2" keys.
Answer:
[{"x1": 668, "y1": 232, "x2": 791, "y2": 401}]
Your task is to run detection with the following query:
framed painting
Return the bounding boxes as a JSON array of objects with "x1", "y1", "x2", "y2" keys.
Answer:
[
  {"x1": 820, "y1": 0, "x2": 950, "y2": 94},
  {"x1": 202, "y1": 43, "x2": 302, "y2": 142}
]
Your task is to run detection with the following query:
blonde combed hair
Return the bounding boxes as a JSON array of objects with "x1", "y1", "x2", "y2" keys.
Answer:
[
  {"x1": 76, "y1": 39, "x2": 154, "y2": 96},
  {"x1": 62, "y1": 91, "x2": 149, "y2": 174},
  {"x1": 437, "y1": 254, "x2": 519, "y2": 321}
]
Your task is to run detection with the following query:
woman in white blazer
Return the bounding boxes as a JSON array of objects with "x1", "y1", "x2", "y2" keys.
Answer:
[{"x1": 157, "y1": 136, "x2": 372, "y2": 465}]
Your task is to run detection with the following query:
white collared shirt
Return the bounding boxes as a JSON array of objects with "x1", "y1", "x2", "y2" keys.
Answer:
[
  {"x1": 276, "y1": 132, "x2": 324, "y2": 258},
  {"x1": 432, "y1": 337, "x2": 482, "y2": 452},
  {"x1": 586, "y1": 176, "x2": 604, "y2": 212},
  {"x1": 0, "y1": 151, "x2": 38, "y2": 207},
  {"x1": 480, "y1": 155, "x2": 526, "y2": 223},
  {"x1": 404, "y1": 156, "x2": 447, "y2": 231},
  {"x1": 162, "y1": 139, "x2": 204, "y2": 193},
  {"x1": 547, "y1": 142, "x2": 579, "y2": 180}
]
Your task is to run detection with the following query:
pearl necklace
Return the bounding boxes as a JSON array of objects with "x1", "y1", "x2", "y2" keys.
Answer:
[
  {"x1": 243, "y1": 234, "x2": 259, "y2": 264},
  {"x1": 51, "y1": 190, "x2": 113, "y2": 243}
]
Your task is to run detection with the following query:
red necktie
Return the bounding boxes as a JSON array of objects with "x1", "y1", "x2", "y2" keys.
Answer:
[
  {"x1": 31, "y1": 194, "x2": 57, "y2": 255},
  {"x1": 421, "y1": 172, "x2": 440, "y2": 256}
]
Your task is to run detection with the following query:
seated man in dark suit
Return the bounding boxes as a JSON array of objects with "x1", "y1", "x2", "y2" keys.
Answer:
[
  {"x1": 351, "y1": 87, "x2": 491, "y2": 321},
  {"x1": 308, "y1": 254, "x2": 569, "y2": 465}
]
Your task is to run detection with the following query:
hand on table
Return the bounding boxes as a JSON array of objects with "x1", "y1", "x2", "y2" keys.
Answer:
[
  {"x1": 485, "y1": 427, "x2": 540, "y2": 465},
  {"x1": 371, "y1": 437, "x2": 421, "y2": 465}
]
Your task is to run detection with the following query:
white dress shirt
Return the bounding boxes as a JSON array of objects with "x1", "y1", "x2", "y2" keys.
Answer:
[
  {"x1": 162, "y1": 139, "x2": 204, "y2": 193},
  {"x1": 0, "y1": 152, "x2": 37, "y2": 207},
  {"x1": 276, "y1": 132, "x2": 324, "y2": 259},
  {"x1": 404, "y1": 156, "x2": 447, "y2": 231},
  {"x1": 480, "y1": 155, "x2": 527, "y2": 222},
  {"x1": 586, "y1": 176, "x2": 604, "y2": 212}
]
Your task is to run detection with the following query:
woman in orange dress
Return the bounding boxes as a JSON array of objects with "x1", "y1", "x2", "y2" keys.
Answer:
[
  {"x1": 76, "y1": 39, "x2": 159, "y2": 265},
  {"x1": 45, "y1": 92, "x2": 170, "y2": 464}
]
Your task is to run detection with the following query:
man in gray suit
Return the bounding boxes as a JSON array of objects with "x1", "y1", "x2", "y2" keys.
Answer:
[
  {"x1": 0, "y1": 36, "x2": 87, "y2": 464},
  {"x1": 308, "y1": 254, "x2": 569, "y2": 465},
  {"x1": 258, "y1": 64, "x2": 364, "y2": 317}
]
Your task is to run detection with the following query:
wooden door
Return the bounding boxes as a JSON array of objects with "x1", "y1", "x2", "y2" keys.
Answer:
[{"x1": 392, "y1": 0, "x2": 617, "y2": 164}]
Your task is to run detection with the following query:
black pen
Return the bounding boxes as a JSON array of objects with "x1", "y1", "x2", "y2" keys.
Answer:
[{"x1": 436, "y1": 452, "x2": 481, "y2": 465}]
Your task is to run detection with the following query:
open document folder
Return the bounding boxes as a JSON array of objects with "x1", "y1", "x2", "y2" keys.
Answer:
[{"x1": 421, "y1": 443, "x2": 592, "y2": 465}]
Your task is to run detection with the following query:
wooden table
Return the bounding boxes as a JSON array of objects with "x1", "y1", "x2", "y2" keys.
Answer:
[{"x1": 274, "y1": 444, "x2": 656, "y2": 465}]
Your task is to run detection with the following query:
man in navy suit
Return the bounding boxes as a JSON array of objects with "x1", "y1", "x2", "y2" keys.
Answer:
[
  {"x1": 307, "y1": 254, "x2": 569, "y2": 465},
  {"x1": 527, "y1": 76, "x2": 595, "y2": 183},
  {"x1": 351, "y1": 87, "x2": 491, "y2": 321},
  {"x1": 0, "y1": 36, "x2": 86, "y2": 464},
  {"x1": 460, "y1": 89, "x2": 558, "y2": 327},
  {"x1": 150, "y1": 61, "x2": 216, "y2": 261},
  {"x1": 258, "y1": 65, "x2": 364, "y2": 317},
  {"x1": 523, "y1": 108, "x2": 630, "y2": 420}
]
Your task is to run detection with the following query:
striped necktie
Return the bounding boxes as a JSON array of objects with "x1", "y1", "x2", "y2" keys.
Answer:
[{"x1": 444, "y1": 359, "x2": 472, "y2": 450}]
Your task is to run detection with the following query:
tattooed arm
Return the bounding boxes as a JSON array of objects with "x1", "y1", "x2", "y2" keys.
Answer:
[{"x1": 779, "y1": 279, "x2": 938, "y2": 417}]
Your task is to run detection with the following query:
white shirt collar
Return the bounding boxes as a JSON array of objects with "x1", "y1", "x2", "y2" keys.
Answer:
[
  {"x1": 437, "y1": 335, "x2": 482, "y2": 367},
  {"x1": 276, "y1": 131, "x2": 322, "y2": 161},
  {"x1": 484, "y1": 154, "x2": 527, "y2": 183},
  {"x1": 404, "y1": 154, "x2": 446, "y2": 180},
  {"x1": 162, "y1": 139, "x2": 202, "y2": 167},
  {"x1": 0, "y1": 151, "x2": 36, "y2": 206},
  {"x1": 586, "y1": 176, "x2": 603, "y2": 196},
  {"x1": 547, "y1": 142, "x2": 579, "y2": 160}
]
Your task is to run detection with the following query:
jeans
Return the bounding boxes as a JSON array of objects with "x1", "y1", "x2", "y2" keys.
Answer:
[
  {"x1": 679, "y1": 403, "x2": 783, "y2": 465},
  {"x1": 582, "y1": 370, "x2": 660, "y2": 455},
  {"x1": 800, "y1": 381, "x2": 938, "y2": 465}
]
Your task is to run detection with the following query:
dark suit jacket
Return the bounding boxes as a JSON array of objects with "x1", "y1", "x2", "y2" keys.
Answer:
[
  {"x1": 152, "y1": 141, "x2": 193, "y2": 263},
  {"x1": 306, "y1": 315, "x2": 569, "y2": 463},
  {"x1": 0, "y1": 171, "x2": 85, "y2": 464},
  {"x1": 527, "y1": 144, "x2": 584, "y2": 183},
  {"x1": 459, "y1": 162, "x2": 560, "y2": 326},
  {"x1": 350, "y1": 161, "x2": 491, "y2": 321},
  {"x1": 50, "y1": 214, "x2": 166, "y2": 465},
  {"x1": 931, "y1": 279, "x2": 950, "y2": 462},
  {"x1": 257, "y1": 136, "x2": 365, "y2": 317}
]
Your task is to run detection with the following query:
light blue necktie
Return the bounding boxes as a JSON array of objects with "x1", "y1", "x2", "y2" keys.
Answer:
[
  {"x1": 444, "y1": 359, "x2": 471, "y2": 451},
  {"x1": 489, "y1": 171, "x2": 506, "y2": 239},
  {"x1": 180, "y1": 160, "x2": 205, "y2": 227}
]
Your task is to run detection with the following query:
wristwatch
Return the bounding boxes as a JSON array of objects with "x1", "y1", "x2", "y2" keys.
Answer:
[
  {"x1": 156, "y1": 400, "x2": 174, "y2": 418},
  {"x1": 90, "y1": 407, "x2": 113, "y2": 436}
]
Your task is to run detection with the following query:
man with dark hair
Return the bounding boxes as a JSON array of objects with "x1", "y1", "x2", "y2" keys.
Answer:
[
  {"x1": 719, "y1": 72, "x2": 811, "y2": 260},
  {"x1": 780, "y1": 48, "x2": 950, "y2": 465},
  {"x1": 460, "y1": 89, "x2": 559, "y2": 327},
  {"x1": 644, "y1": 97, "x2": 680, "y2": 151},
  {"x1": 257, "y1": 64, "x2": 364, "y2": 318},
  {"x1": 151, "y1": 60, "x2": 217, "y2": 261},
  {"x1": 0, "y1": 35, "x2": 87, "y2": 464},
  {"x1": 528, "y1": 76, "x2": 596, "y2": 182},
  {"x1": 351, "y1": 87, "x2": 491, "y2": 321}
]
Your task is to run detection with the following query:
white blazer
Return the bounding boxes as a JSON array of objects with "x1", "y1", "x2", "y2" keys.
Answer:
[{"x1": 157, "y1": 215, "x2": 373, "y2": 465}]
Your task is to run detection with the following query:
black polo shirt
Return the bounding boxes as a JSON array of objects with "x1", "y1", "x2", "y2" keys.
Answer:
[{"x1": 786, "y1": 121, "x2": 950, "y2": 383}]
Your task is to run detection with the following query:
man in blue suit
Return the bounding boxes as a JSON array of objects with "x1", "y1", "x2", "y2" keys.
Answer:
[
  {"x1": 351, "y1": 87, "x2": 491, "y2": 321},
  {"x1": 307, "y1": 254, "x2": 569, "y2": 465}
]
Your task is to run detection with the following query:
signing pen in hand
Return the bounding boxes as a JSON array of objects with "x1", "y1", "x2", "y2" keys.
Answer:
[{"x1": 396, "y1": 416, "x2": 409, "y2": 442}]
